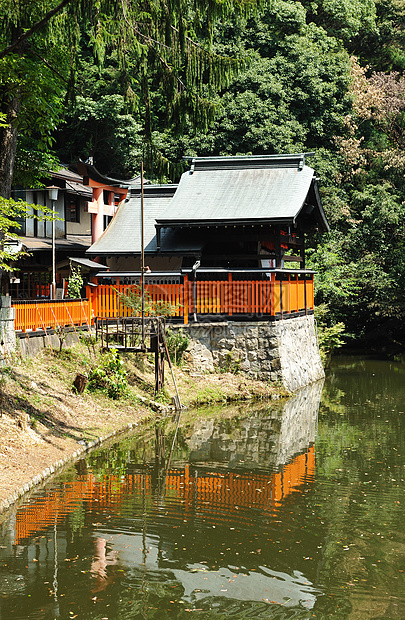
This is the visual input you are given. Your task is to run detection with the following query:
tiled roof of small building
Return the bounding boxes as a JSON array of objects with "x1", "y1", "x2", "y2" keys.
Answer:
[{"x1": 155, "y1": 154, "x2": 328, "y2": 232}]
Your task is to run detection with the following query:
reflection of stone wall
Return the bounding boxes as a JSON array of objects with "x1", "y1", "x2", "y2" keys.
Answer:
[
  {"x1": 273, "y1": 379, "x2": 323, "y2": 466},
  {"x1": 187, "y1": 413, "x2": 282, "y2": 470},
  {"x1": 181, "y1": 315, "x2": 325, "y2": 391},
  {"x1": 186, "y1": 379, "x2": 323, "y2": 471}
]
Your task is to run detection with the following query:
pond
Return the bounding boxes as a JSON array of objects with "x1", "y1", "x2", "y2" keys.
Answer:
[{"x1": 0, "y1": 356, "x2": 404, "y2": 619}]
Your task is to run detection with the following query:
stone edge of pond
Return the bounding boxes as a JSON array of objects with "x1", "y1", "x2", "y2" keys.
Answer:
[{"x1": 0, "y1": 421, "x2": 140, "y2": 516}]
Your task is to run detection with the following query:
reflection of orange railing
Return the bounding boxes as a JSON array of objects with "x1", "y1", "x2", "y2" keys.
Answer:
[
  {"x1": 87, "y1": 272, "x2": 314, "y2": 324},
  {"x1": 14, "y1": 447, "x2": 315, "y2": 545},
  {"x1": 13, "y1": 299, "x2": 93, "y2": 333},
  {"x1": 166, "y1": 446, "x2": 315, "y2": 521}
]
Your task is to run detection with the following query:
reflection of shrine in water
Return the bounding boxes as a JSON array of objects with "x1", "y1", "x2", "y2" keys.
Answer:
[
  {"x1": 11, "y1": 380, "x2": 323, "y2": 545},
  {"x1": 186, "y1": 378, "x2": 321, "y2": 469}
]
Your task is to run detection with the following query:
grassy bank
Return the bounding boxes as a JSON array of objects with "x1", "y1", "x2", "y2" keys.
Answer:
[{"x1": 0, "y1": 337, "x2": 288, "y2": 510}]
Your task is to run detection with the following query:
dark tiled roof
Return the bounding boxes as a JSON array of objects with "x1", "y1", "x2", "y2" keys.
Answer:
[{"x1": 156, "y1": 154, "x2": 329, "y2": 232}]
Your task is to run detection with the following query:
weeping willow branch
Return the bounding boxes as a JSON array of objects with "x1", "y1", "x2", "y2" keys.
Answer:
[{"x1": 0, "y1": 0, "x2": 72, "y2": 59}]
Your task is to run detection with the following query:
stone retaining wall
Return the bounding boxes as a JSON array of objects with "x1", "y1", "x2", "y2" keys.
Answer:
[
  {"x1": 179, "y1": 315, "x2": 324, "y2": 391},
  {"x1": 0, "y1": 297, "x2": 16, "y2": 365},
  {"x1": 17, "y1": 330, "x2": 80, "y2": 358}
]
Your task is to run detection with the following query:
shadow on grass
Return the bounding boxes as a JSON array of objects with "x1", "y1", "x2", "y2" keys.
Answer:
[{"x1": 1, "y1": 367, "x2": 99, "y2": 446}]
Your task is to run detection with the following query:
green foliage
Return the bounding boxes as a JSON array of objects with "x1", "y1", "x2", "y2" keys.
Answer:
[
  {"x1": 220, "y1": 350, "x2": 242, "y2": 374},
  {"x1": 0, "y1": 196, "x2": 56, "y2": 270},
  {"x1": 1, "y1": 0, "x2": 264, "y2": 187},
  {"x1": 87, "y1": 349, "x2": 128, "y2": 399},
  {"x1": 302, "y1": 0, "x2": 378, "y2": 45},
  {"x1": 118, "y1": 286, "x2": 180, "y2": 317},
  {"x1": 58, "y1": 90, "x2": 144, "y2": 178},
  {"x1": 165, "y1": 328, "x2": 189, "y2": 365},
  {"x1": 315, "y1": 304, "x2": 346, "y2": 365},
  {"x1": 159, "y1": 10, "x2": 352, "y2": 160},
  {"x1": 67, "y1": 264, "x2": 84, "y2": 299}
]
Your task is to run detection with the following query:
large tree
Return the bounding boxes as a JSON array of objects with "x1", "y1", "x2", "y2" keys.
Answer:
[{"x1": 0, "y1": 0, "x2": 261, "y2": 197}]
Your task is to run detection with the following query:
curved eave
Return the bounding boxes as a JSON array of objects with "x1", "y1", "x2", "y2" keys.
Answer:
[{"x1": 76, "y1": 161, "x2": 138, "y2": 188}]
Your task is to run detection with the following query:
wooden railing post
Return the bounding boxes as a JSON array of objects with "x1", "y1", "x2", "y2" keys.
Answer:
[
  {"x1": 270, "y1": 272, "x2": 276, "y2": 316},
  {"x1": 228, "y1": 273, "x2": 233, "y2": 316},
  {"x1": 183, "y1": 274, "x2": 188, "y2": 324}
]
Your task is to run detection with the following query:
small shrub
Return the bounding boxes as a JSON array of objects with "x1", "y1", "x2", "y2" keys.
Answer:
[
  {"x1": 87, "y1": 349, "x2": 128, "y2": 399},
  {"x1": 165, "y1": 328, "x2": 189, "y2": 365},
  {"x1": 67, "y1": 264, "x2": 84, "y2": 299},
  {"x1": 80, "y1": 332, "x2": 97, "y2": 357},
  {"x1": 118, "y1": 286, "x2": 180, "y2": 317},
  {"x1": 221, "y1": 350, "x2": 241, "y2": 374},
  {"x1": 315, "y1": 303, "x2": 346, "y2": 366}
]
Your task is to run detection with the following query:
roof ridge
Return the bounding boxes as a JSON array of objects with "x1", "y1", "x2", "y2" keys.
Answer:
[{"x1": 185, "y1": 153, "x2": 314, "y2": 172}]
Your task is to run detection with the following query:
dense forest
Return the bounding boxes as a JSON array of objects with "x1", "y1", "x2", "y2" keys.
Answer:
[{"x1": 2, "y1": 0, "x2": 405, "y2": 351}]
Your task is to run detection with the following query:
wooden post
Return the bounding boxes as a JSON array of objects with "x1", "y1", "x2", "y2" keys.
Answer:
[
  {"x1": 300, "y1": 235, "x2": 306, "y2": 269},
  {"x1": 91, "y1": 187, "x2": 104, "y2": 244},
  {"x1": 270, "y1": 272, "x2": 276, "y2": 316},
  {"x1": 228, "y1": 273, "x2": 233, "y2": 316},
  {"x1": 141, "y1": 162, "x2": 145, "y2": 350},
  {"x1": 183, "y1": 273, "x2": 189, "y2": 324},
  {"x1": 275, "y1": 227, "x2": 282, "y2": 268}
]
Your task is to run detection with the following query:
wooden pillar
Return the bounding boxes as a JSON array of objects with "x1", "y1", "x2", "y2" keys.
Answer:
[
  {"x1": 270, "y1": 272, "x2": 276, "y2": 316},
  {"x1": 228, "y1": 272, "x2": 233, "y2": 316},
  {"x1": 275, "y1": 227, "x2": 282, "y2": 268},
  {"x1": 91, "y1": 187, "x2": 104, "y2": 244},
  {"x1": 300, "y1": 234, "x2": 306, "y2": 269},
  {"x1": 183, "y1": 273, "x2": 189, "y2": 324}
]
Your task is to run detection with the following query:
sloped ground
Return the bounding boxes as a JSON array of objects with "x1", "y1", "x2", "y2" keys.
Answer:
[{"x1": 0, "y1": 341, "x2": 287, "y2": 511}]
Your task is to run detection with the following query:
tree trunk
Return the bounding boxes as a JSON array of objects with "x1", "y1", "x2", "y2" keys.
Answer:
[{"x1": 0, "y1": 91, "x2": 20, "y2": 199}]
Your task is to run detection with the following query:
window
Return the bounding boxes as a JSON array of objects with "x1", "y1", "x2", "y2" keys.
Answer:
[
  {"x1": 103, "y1": 214, "x2": 112, "y2": 229},
  {"x1": 10, "y1": 188, "x2": 26, "y2": 234},
  {"x1": 65, "y1": 196, "x2": 80, "y2": 222}
]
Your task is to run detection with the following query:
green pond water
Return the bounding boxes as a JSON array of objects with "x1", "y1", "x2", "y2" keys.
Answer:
[{"x1": 0, "y1": 356, "x2": 404, "y2": 619}]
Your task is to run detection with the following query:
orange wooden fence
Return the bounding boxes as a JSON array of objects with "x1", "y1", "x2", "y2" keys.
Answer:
[
  {"x1": 13, "y1": 299, "x2": 93, "y2": 333},
  {"x1": 87, "y1": 273, "x2": 314, "y2": 323},
  {"x1": 12, "y1": 273, "x2": 314, "y2": 331}
]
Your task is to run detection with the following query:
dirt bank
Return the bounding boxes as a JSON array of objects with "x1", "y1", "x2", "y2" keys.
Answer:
[{"x1": 0, "y1": 340, "x2": 287, "y2": 512}]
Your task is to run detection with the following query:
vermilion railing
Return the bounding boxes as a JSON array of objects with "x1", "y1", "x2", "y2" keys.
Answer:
[
  {"x1": 13, "y1": 299, "x2": 93, "y2": 333},
  {"x1": 87, "y1": 272, "x2": 314, "y2": 324},
  {"x1": 12, "y1": 273, "x2": 314, "y2": 331}
]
